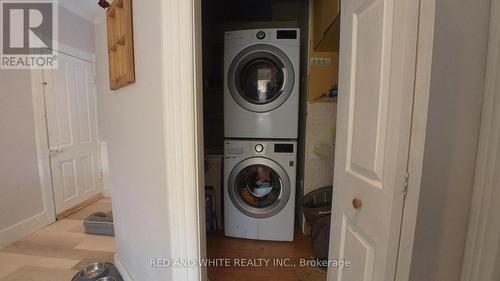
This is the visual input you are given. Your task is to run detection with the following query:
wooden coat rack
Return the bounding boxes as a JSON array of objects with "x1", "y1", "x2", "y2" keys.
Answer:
[{"x1": 106, "y1": 0, "x2": 135, "y2": 90}]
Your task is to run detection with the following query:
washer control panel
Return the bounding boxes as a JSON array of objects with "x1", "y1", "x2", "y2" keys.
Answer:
[{"x1": 225, "y1": 141, "x2": 296, "y2": 157}]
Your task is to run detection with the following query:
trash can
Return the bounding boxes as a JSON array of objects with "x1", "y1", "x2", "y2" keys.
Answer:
[
  {"x1": 311, "y1": 215, "x2": 331, "y2": 261},
  {"x1": 302, "y1": 186, "x2": 333, "y2": 226},
  {"x1": 302, "y1": 186, "x2": 333, "y2": 263}
]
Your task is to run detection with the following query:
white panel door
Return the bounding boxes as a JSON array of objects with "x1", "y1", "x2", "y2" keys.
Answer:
[
  {"x1": 328, "y1": 0, "x2": 419, "y2": 280},
  {"x1": 43, "y1": 52, "x2": 102, "y2": 213}
]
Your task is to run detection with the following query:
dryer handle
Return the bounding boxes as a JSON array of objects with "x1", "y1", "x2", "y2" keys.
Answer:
[
  {"x1": 280, "y1": 67, "x2": 287, "y2": 91},
  {"x1": 277, "y1": 178, "x2": 284, "y2": 199}
]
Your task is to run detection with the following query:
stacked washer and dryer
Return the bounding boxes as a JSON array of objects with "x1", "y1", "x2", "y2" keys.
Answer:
[{"x1": 223, "y1": 28, "x2": 300, "y2": 241}]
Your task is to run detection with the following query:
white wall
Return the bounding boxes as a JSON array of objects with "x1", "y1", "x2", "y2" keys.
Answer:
[
  {"x1": 409, "y1": 0, "x2": 491, "y2": 280},
  {"x1": 94, "y1": 1, "x2": 171, "y2": 280},
  {"x1": 59, "y1": 6, "x2": 96, "y2": 54},
  {"x1": 303, "y1": 102, "x2": 336, "y2": 196}
]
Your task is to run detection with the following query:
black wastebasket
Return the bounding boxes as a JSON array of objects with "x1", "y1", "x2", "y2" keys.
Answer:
[
  {"x1": 302, "y1": 186, "x2": 333, "y2": 226},
  {"x1": 302, "y1": 186, "x2": 333, "y2": 263}
]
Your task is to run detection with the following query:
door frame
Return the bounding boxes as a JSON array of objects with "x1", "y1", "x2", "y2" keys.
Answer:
[
  {"x1": 394, "y1": 0, "x2": 436, "y2": 280},
  {"x1": 161, "y1": 0, "x2": 435, "y2": 280},
  {"x1": 460, "y1": 0, "x2": 500, "y2": 279},
  {"x1": 159, "y1": 0, "x2": 206, "y2": 280},
  {"x1": 31, "y1": 41, "x2": 97, "y2": 220}
]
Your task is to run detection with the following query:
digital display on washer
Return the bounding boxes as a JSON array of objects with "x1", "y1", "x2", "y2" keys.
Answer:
[
  {"x1": 276, "y1": 30, "x2": 297, "y2": 39},
  {"x1": 274, "y1": 144, "x2": 294, "y2": 153}
]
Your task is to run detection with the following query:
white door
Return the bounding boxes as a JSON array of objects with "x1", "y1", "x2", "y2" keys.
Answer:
[
  {"x1": 328, "y1": 0, "x2": 419, "y2": 280},
  {"x1": 43, "y1": 52, "x2": 102, "y2": 213}
]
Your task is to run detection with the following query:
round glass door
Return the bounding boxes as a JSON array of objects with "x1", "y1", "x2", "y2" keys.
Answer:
[
  {"x1": 235, "y1": 164, "x2": 282, "y2": 208},
  {"x1": 237, "y1": 58, "x2": 285, "y2": 104},
  {"x1": 228, "y1": 158, "x2": 291, "y2": 219},
  {"x1": 228, "y1": 44, "x2": 295, "y2": 113}
]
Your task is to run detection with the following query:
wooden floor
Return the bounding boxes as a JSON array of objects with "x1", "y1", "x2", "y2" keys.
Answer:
[
  {"x1": 0, "y1": 198, "x2": 115, "y2": 281},
  {"x1": 207, "y1": 229, "x2": 327, "y2": 281},
  {"x1": 1, "y1": 199, "x2": 326, "y2": 281}
]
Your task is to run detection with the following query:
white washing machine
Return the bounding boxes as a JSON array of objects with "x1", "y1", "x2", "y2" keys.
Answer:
[
  {"x1": 224, "y1": 29, "x2": 300, "y2": 139},
  {"x1": 224, "y1": 140, "x2": 296, "y2": 241}
]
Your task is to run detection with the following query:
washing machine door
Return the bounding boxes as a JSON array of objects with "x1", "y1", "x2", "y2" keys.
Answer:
[
  {"x1": 227, "y1": 44, "x2": 295, "y2": 113},
  {"x1": 228, "y1": 157, "x2": 291, "y2": 219}
]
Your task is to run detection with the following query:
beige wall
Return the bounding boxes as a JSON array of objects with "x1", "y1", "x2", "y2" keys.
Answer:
[
  {"x1": 0, "y1": 7, "x2": 97, "y2": 248},
  {"x1": 0, "y1": 70, "x2": 44, "y2": 232},
  {"x1": 94, "y1": 1, "x2": 171, "y2": 279},
  {"x1": 495, "y1": 247, "x2": 500, "y2": 280},
  {"x1": 409, "y1": 0, "x2": 491, "y2": 280}
]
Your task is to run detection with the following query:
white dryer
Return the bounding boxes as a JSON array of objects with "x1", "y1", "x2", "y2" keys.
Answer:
[
  {"x1": 224, "y1": 29, "x2": 300, "y2": 139},
  {"x1": 224, "y1": 140, "x2": 296, "y2": 241}
]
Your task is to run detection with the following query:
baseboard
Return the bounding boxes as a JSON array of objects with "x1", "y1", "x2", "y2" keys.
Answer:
[
  {"x1": 114, "y1": 254, "x2": 135, "y2": 281},
  {"x1": 0, "y1": 211, "x2": 51, "y2": 249},
  {"x1": 103, "y1": 188, "x2": 112, "y2": 198},
  {"x1": 56, "y1": 193, "x2": 103, "y2": 220}
]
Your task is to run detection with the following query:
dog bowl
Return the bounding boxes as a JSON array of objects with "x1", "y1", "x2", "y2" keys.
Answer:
[
  {"x1": 78, "y1": 262, "x2": 108, "y2": 279},
  {"x1": 96, "y1": 277, "x2": 116, "y2": 281}
]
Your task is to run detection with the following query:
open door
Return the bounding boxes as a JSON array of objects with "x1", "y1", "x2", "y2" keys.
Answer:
[
  {"x1": 43, "y1": 52, "x2": 102, "y2": 214},
  {"x1": 328, "y1": 0, "x2": 420, "y2": 280}
]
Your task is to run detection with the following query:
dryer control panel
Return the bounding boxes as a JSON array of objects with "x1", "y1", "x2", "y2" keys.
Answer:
[{"x1": 274, "y1": 143, "x2": 294, "y2": 153}]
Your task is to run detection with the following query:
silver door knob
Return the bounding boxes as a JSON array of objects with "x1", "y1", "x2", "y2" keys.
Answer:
[{"x1": 49, "y1": 147, "x2": 63, "y2": 156}]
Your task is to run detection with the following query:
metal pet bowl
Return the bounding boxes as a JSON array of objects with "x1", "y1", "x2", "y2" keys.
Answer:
[
  {"x1": 96, "y1": 277, "x2": 116, "y2": 281},
  {"x1": 78, "y1": 262, "x2": 108, "y2": 280}
]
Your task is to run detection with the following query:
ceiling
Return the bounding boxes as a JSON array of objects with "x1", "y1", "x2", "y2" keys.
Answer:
[{"x1": 59, "y1": 0, "x2": 105, "y2": 23}]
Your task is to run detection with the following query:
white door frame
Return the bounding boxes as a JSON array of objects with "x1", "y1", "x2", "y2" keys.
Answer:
[
  {"x1": 31, "y1": 69, "x2": 56, "y2": 224},
  {"x1": 159, "y1": 0, "x2": 206, "y2": 280},
  {"x1": 159, "y1": 0, "x2": 436, "y2": 280},
  {"x1": 460, "y1": 0, "x2": 500, "y2": 279},
  {"x1": 31, "y1": 42, "x2": 97, "y2": 221},
  {"x1": 394, "y1": 0, "x2": 436, "y2": 280}
]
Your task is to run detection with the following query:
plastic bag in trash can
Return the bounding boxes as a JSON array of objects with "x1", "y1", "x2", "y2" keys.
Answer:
[{"x1": 302, "y1": 186, "x2": 333, "y2": 226}]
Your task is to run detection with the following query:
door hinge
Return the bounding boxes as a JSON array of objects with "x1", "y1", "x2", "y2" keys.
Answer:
[{"x1": 402, "y1": 172, "x2": 409, "y2": 198}]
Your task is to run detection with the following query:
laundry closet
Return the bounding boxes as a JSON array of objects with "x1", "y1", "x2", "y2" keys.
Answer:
[{"x1": 202, "y1": 0, "x2": 340, "y2": 280}]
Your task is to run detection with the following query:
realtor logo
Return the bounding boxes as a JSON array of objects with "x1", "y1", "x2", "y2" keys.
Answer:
[{"x1": 1, "y1": 0, "x2": 58, "y2": 69}]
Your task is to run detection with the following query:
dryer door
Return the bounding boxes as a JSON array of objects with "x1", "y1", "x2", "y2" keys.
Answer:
[
  {"x1": 227, "y1": 44, "x2": 295, "y2": 112},
  {"x1": 228, "y1": 157, "x2": 291, "y2": 219}
]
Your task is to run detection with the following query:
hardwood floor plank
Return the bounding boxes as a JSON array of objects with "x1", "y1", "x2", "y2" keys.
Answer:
[
  {"x1": 0, "y1": 199, "x2": 115, "y2": 281},
  {"x1": 0, "y1": 265, "x2": 77, "y2": 281},
  {"x1": 206, "y1": 229, "x2": 326, "y2": 281},
  {"x1": 56, "y1": 194, "x2": 104, "y2": 220},
  {"x1": 2, "y1": 198, "x2": 325, "y2": 281}
]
